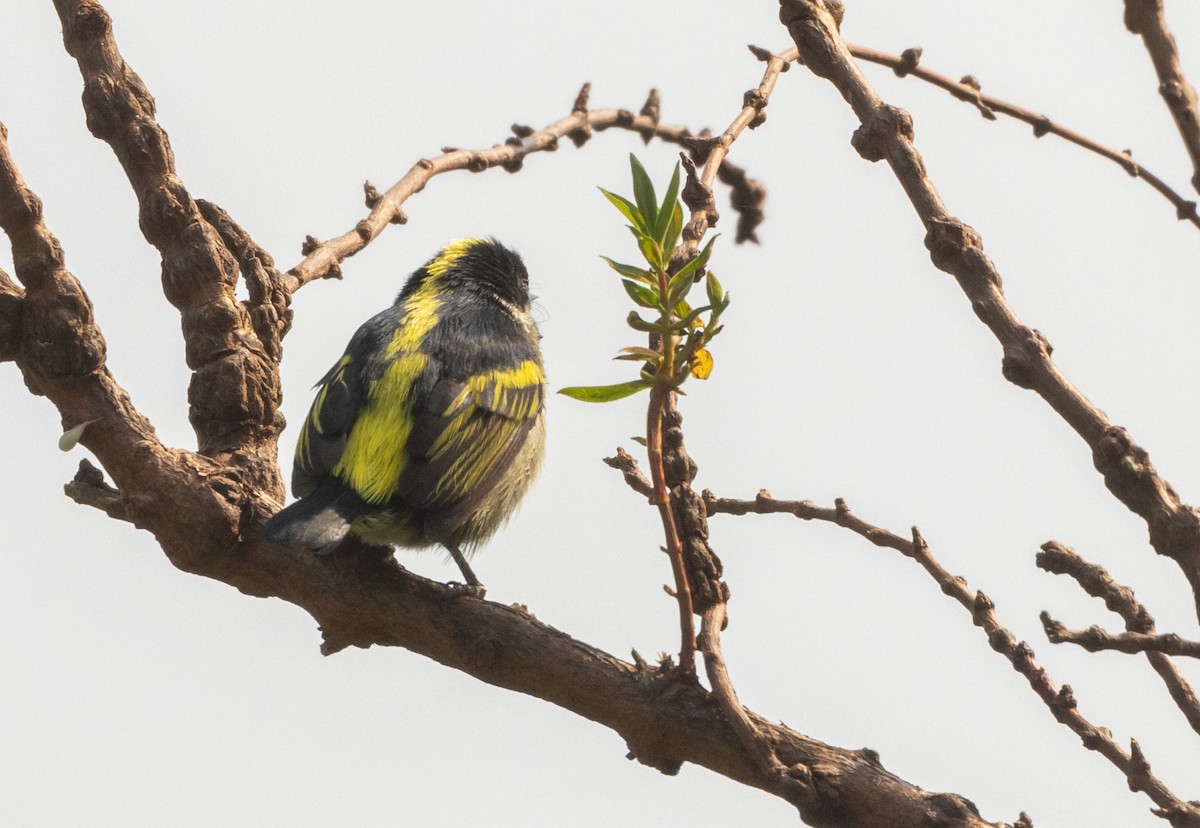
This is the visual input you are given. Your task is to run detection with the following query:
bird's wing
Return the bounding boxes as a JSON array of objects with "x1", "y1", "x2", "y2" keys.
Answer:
[
  {"x1": 292, "y1": 314, "x2": 400, "y2": 499},
  {"x1": 291, "y1": 351, "x2": 368, "y2": 498},
  {"x1": 396, "y1": 357, "x2": 544, "y2": 516}
]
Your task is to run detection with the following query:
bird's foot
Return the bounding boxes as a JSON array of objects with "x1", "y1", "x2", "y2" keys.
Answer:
[{"x1": 446, "y1": 580, "x2": 487, "y2": 599}]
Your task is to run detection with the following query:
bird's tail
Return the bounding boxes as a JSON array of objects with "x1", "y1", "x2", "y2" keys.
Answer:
[{"x1": 261, "y1": 481, "x2": 368, "y2": 554}]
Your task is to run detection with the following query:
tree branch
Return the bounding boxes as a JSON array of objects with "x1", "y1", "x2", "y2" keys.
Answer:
[
  {"x1": 778, "y1": 0, "x2": 1200, "y2": 622},
  {"x1": 1123, "y1": 0, "x2": 1200, "y2": 195},
  {"x1": 289, "y1": 85, "x2": 768, "y2": 290},
  {"x1": 1042, "y1": 620, "x2": 1200, "y2": 659},
  {"x1": 52, "y1": 0, "x2": 286, "y2": 474},
  {"x1": 704, "y1": 488, "x2": 1200, "y2": 823},
  {"x1": 846, "y1": 43, "x2": 1200, "y2": 228},
  {"x1": 1037, "y1": 541, "x2": 1200, "y2": 737}
]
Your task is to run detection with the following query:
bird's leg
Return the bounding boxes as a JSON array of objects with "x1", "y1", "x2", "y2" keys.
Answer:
[{"x1": 445, "y1": 543, "x2": 486, "y2": 598}]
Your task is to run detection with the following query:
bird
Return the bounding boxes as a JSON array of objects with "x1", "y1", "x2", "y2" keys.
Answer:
[{"x1": 263, "y1": 237, "x2": 546, "y2": 594}]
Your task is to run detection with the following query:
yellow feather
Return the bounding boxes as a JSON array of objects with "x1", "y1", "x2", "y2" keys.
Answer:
[
  {"x1": 424, "y1": 238, "x2": 484, "y2": 277},
  {"x1": 334, "y1": 352, "x2": 427, "y2": 503}
]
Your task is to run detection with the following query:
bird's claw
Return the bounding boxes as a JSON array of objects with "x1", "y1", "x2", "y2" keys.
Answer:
[{"x1": 446, "y1": 580, "x2": 487, "y2": 599}]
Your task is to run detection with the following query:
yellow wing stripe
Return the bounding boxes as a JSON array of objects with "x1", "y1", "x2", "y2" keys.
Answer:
[
  {"x1": 333, "y1": 352, "x2": 428, "y2": 503},
  {"x1": 445, "y1": 359, "x2": 546, "y2": 420},
  {"x1": 430, "y1": 359, "x2": 544, "y2": 499},
  {"x1": 295, "y1": 355, "x2": 351, "y2": 469}
]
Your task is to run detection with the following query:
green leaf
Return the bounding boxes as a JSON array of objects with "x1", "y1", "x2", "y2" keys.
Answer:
[
  {"x1": 629, "y1": 154, "x2": 659, "y2": 233},
  {"x1": 558, "y1": 379, "x2": 653, "y2": 403},
  {"x1": 669, "y1": 235, "x2": 718, "y2": 288},
  {"x1": 705, "y1": 270, "x2": 724, "y2": 306},
  {"x1": 660, "y1": 201, "x2": 683, "y2": 256},
  {"x1": 619, "y1": 346, "x2": 662, "y2": 359},
  {"x1": 621, "y1": 279, "x2": 659, "y2": 308},
  {"x1": 666, "y1": 250, "x2": 708, "y2": 307},
  {"x1": 630, "y1": 436, "x2": 648, "y2": 447},
  {"x1": 601, "y1": 256, "x2": 653, "y2": 283},
  {"x1": 598, "y1": 188, "x2": 647, "y2": 233},
  {"x1": 634, "y1": 230, "x2": 664, "y2": 271},
  {"x1": 674, "y1": 303, "x2": 713, "y2": 331},
  {"x1": 626, "y1": 310, "x2": 662, "y2": 333},
  {"x1": 654, "y1": 163, "x2": 681, "y2": 242}
]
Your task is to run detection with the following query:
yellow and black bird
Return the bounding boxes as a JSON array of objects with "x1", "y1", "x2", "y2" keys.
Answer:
[{"x1": 263, "y1": 238, "x2": 546, "y2": 592}]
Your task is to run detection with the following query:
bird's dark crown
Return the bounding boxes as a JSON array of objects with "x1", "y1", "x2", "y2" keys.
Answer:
[{"x1": 398, "y1": 238, "x2": 530, "y2": 310}]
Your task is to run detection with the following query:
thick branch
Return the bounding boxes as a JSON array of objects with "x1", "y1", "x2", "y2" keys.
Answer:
[
  {"x1": 0, "y1": 263, "x2": 22, "y2": 362},
  {"x1": 778, "y1": 0, "x2": 1200, "y2": 620},
  {"x1": 1124, "y1": 0, "x2": 1200, "y2": 194},
  {"x1": 175, "y1": 533, "x2": 1009, "y2": 828},
  {"x1": 53, "y1": 0, "x2": 284, "y2": 474}
]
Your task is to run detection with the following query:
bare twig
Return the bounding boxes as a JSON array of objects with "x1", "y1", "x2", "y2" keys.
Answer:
[
  {"x1": 778, "y1": 0, "x2": 1200, "y2": 621},
  {"x1": 1042, "y1": 621, "x2": 1200, "y2": 659},
  {"x1": 63, "y1": 458, "x2": 130, "y2": 522},
  {"x1": 847, "y1": 43, "x2": 1200, "y2": 228},
  {"x1": 697, "y1": 603, "x2": 799, "y2": 798},
  {"x1": 603, "y1": 447, "x2": 655, "y2": 499},
  {"x1": 1038, "y1": 541, "x2": 1200, "y2": 736},
  {"x1": 705, "y1": 488, "x2": 1200, "y2": 822},
  {"x1": 288, "y1": 90, "x2": 766, "y2": 290},
  {"x1": 647, "y1": 385, "x2": 696, "y2": 673},
  {"x1": 1124, "y1": 0, "x2": 1200, "y2": 195}
]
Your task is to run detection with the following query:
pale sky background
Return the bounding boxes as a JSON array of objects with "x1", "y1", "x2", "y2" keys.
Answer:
[{"x1": 3, "y1": 2, "x2": 1200, "y2": 826}]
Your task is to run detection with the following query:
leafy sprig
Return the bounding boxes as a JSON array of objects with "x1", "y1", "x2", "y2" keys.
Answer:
[{"x1": 560, "y1": 155, "x2": 729, "y2": 403}]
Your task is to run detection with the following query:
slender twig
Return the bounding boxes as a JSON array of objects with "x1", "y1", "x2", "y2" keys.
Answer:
[
  {"x1": 698, "y1": 603, "x2": 796, "y2": 793},
  {"x1": 1042, "y1": 621, "x2": 1200, "y2": 659},
  {"x1": 631, "y1": 48, "x2": 796, "y2": 673},
  {"x1": 778, "y1": 0, "x2": 1200, "y2": 621},
  {"x1": 288, "y1": 86, "x2": 764, "y2": 290},
  {"x1": 647, "y1": 384, "x2": 696, "y2": 673},
  {"x1": 1038, "y1": 541, "x2": 1200, "y2": 736},
  {"x1": 847, "y1": 43, "x2": 1200, "y2": 228},
  {"x1": 704, "y1": 488, "x2": 1200, "y2": 822},
  {"x1": 1123, "y1": 0, "x2": 1200, "y2": 195},
  {"x1": 603, "y1": 447, "x2": 655, "y2": 498}
]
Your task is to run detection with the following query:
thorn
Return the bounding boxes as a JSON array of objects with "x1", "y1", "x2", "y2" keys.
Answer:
[{"x1": 572, "y1": 82, "x2": 591, "y2": 114}]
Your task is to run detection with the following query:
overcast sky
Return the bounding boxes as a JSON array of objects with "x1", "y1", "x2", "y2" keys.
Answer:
[{"x1": 3, "y1": 2, "x2": 1200, "y2": 826}]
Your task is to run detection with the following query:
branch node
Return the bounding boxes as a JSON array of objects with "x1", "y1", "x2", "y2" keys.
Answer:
[
  {"x1": 1001, "y1": 327, "x2": 1052, "y2": 390},
  {"x1": 895, "y1": 46, "x2": 922, "y2": 77},
  {"x1": 1054, "y1": 683, "x2": 1077, "y2": 713},
  {"x1": 850, "y1": 105, "x2": 913, "y2": 162}
]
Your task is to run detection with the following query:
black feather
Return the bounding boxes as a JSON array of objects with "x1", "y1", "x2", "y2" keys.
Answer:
[{"x1": 262, "y1": 479, "x2": 371, "y2": 554}]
